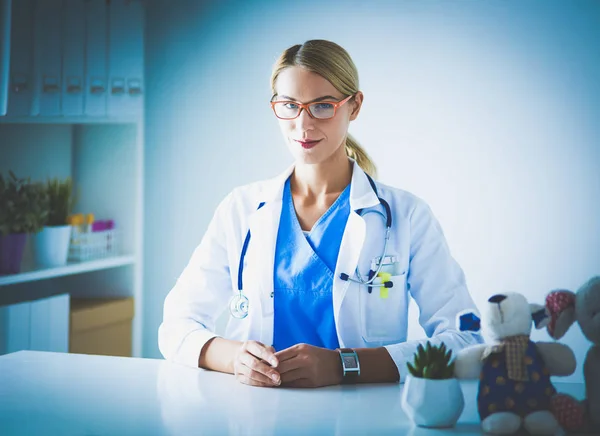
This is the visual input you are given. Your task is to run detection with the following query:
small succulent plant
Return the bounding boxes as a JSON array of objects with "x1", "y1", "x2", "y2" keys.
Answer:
[{"x1": 407, "y1": 341, "x2": 455, "y2": 379}]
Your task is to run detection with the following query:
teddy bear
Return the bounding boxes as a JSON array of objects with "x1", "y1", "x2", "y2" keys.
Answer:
[
  {"x1": 544, "y1": 276, "x2": 600, "y2": 433},
  {"x1": 454, "y1": 292, "x2": 576, "y2": 435}
]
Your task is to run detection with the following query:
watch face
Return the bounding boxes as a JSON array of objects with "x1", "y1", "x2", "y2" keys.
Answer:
[{"x1": 343, "y1": 355, "x2": 358, "y2": 369}]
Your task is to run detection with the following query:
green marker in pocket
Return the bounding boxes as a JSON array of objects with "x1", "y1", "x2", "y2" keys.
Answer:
[{"x1": 378, "y1": 272, "x2": 392, "y2": 299}]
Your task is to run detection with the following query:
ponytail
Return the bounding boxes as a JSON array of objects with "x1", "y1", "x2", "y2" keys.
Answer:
[{"x1": 345, "y1": 134, "x2": 377, "y2": 179}]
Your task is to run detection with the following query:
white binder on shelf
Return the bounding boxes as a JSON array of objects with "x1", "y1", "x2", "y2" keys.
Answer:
[
  {"x1": 108, "y1": 0, "x2": 144, "y2": 118},
  {"x1": 62, "y1": 0, "x2": 85, "y2": 117},
  {"x1": 84, "y1": 0, "x2": 108, "y2": 117},
  {"x1": 0, "y1": 0, "x2": 11, "y2": 116},
  {"x1": 6, "y1": 0, "x2": 34, "y2": 117},
  {"x1": 32, "y1": 0, "x2": 62, "y2": 117}
]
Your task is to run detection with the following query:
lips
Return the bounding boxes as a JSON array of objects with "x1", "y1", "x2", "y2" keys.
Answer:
[{"x1": 295, "y1": 139, "x2": 322, "y2": 149}]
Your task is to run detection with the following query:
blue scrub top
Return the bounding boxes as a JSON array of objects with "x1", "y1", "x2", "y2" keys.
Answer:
[{"x1": 272, "y1": 177, "x2": 351, "y2": 351}]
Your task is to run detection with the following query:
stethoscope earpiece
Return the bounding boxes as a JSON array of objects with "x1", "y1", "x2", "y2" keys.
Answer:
[{"x1": 229, "y1": 293, "x2": 249, "y2": 319}]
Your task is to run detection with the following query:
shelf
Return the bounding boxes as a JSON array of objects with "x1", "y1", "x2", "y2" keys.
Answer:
[
  {"x1": 0, "y1": 255, "x2": 136, "y2": 287},
  {"x1": 0, "y1": 116, "x2": 141, "y2": 125}
]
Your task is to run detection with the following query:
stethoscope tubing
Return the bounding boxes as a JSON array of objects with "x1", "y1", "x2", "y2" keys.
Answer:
[{"x1": 230, "y1": 174, "x2": 392, "y2": 319}]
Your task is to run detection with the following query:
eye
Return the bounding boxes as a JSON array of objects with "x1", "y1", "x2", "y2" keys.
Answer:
[
  {"x1": 314, "y1": 103, "x2": 334, "y2": 110},
  {"x1": 283, "y1": 102, "x2": 299, "y2": 110}
]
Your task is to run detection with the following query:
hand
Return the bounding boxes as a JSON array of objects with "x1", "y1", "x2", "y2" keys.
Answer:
[
  {"x1": 232, "y1": 340, "x2": 281, "y2": 387},
  {"x1": 274, "y1": 343, "x2": 343, "y2": 388}
]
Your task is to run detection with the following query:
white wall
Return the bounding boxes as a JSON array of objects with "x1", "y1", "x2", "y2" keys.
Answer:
[{"x1": 144, "y1": 0, "x2": 600, "y2": 382}]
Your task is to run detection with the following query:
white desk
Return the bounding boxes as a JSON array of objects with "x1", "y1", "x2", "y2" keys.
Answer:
[{"x1": 0, "y1": 351, "x2": 585, "y2": 436}]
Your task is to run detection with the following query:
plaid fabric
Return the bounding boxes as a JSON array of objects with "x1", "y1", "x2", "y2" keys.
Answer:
[
  {"x1": 482, "y1": 335, "x2": 530, "y2": 381},
  {"x1": 551, "y1": 393, "x2": 585, "y2": 432},
  {"x1": 545, "y1": 290, "x2": 576, "y2": 338}
]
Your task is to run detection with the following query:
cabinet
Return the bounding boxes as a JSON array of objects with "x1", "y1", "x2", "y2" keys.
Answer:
[
  {"x1": 0, "y1": 293, "x2": 69, "y2": 354},
  {"x1": 0, "y1": 0, "x2": 145, "y2": 358}
]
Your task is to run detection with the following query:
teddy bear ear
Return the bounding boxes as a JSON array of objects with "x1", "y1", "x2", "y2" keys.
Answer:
[
  {"x1": 545, "y1": 290, "x2": 577, "y2": 339},
  {"x1": 530, "y1": 303, "x2": 550, "y2": 329}
]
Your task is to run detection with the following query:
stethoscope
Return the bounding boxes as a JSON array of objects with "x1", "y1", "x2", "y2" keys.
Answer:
[{"x1": 229, "y1": 173, "x2": 393, "y2": 319}]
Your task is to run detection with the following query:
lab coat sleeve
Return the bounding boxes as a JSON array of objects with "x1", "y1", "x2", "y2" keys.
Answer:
[
  {"x1": 384, "y1": 199, "x2": 484, "y2": 382},
  {"x1": 158, "y1": 192, "x2": 233, "y2": 368}
]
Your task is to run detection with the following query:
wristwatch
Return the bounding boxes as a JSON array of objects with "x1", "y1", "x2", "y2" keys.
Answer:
[{"x1": 337, "y1": 348, "x2": 360, "y2": 383}]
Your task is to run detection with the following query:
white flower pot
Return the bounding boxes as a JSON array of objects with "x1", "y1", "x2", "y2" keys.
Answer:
[
  {"x1": 33, "y1": 225, "x2": 72, "y2": 268},
  {"x1": 401, "y1": 375, "x2": 464, "y2": 428}
]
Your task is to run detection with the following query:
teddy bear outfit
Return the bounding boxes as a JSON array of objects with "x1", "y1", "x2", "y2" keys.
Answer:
[{"x1": 477, "y1": 335, "x2": 556, "y2": 420}]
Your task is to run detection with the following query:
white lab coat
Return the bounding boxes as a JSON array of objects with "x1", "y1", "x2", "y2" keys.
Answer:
[{"x1": 158, "y1": 160, "x2": 483, "y2": 381}]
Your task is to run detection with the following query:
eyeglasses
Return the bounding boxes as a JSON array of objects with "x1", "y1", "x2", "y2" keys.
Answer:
[{"x1": 270, "y1": 94, "x2": 355, "y2": 120}]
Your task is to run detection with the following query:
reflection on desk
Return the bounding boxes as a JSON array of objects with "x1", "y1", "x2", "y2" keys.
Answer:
[{"x1": 0, "y1": 351, "x2": 586, "y2": 436}]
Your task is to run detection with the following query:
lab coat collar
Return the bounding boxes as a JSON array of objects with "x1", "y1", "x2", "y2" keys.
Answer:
[{"x1": 260, "y1": 158, "x2": 381, "y2": 211}]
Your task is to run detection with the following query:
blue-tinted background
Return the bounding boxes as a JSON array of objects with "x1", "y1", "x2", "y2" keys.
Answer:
[{"x1": 144, "y1": 0, "x2": 600, "y2": 382}]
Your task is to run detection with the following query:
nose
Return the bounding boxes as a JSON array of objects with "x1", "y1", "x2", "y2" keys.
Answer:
[
  {"x1": 295, "y1": 107, "x2": 315, "y2": 128},
  {"x1": 488, "y1": 294, "x2": 507, "y2": 304}
]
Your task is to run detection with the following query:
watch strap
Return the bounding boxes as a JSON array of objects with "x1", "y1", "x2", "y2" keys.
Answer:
[{"x1": 337, "y1": 348, "x2": 360, "y2": 384}]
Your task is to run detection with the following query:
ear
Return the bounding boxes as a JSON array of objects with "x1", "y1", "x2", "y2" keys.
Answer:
[
  {"x1": 530, "y1": 303, "x2": 550, "y2": 329},
  {"x1": 349, "y1": 91, "x2": 363, "y2": 121},
  {"x1": 545, "y1": 290, "x2": 577, "y2": 339}
]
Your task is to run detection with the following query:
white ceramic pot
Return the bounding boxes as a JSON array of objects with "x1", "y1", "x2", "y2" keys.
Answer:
[
  {"x1": 401, "y1": 374, "x2": 464, "y2": 428},
  {"x1": 33, "y1": 225, "x2": 73, "y2": 268}
]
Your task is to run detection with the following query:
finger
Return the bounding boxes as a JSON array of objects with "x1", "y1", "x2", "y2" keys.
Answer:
[
  {"x1": 239, "y1": 352, "x2": 281, "y2": 384},
  {"x1": 274, "y1": 346, "x2": 300, "y2": 363},
  {"x1": 235, "y1": 360, "x2": 279, "y2": 386},
  {"x1": 234, "y1": 358, "x2": 274, "y2": 387},
  {"x1": 236, "y1": 373, "x2": 278, "y2": 388},
  {"x1": 280, "y1": 367, "x2": 306, "y2": 384},
  {"x1": 258, "y1": 345, "x2": 278, "y2": 366},
  {"x1": 246, "y1": 341, "x2": 278, "y2": 367},
  {"x1": 277, "y1": 356, "x2": 305, "y2": 375}
]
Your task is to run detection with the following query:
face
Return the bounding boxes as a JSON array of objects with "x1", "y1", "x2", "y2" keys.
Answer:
[
  {"x1": 484, "y1": 292, "x2": 533, "y2": 340},
  {"x1": 272, "y1": 66, "x2": 363, "y2": 165}
]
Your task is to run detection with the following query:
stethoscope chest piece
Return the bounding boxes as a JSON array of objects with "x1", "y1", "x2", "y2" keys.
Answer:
[{"x1": 229, "y1": 293, "x2": 249, "y2": 319}]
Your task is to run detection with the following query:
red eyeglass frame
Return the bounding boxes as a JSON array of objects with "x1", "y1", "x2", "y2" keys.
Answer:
[{"x1": 270, "y1": 94, "x2": 355, "y2": 120}]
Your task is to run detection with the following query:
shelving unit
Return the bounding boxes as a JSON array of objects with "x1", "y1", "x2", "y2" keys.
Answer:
[
  {"x1": 0, "y1": 0, "x2": 145, "y2": 358},
  {"x1": 0, "y1": 255, "x2": 136, "y2": 287}
]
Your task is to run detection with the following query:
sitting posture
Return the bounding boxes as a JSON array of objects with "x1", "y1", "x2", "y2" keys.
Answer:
[
  {"x1": 545, "y1": 276, "x2": 600, "y2": 433},
  {"x1": 454, "y1": 292, "x2": 576, "y2": 435}
]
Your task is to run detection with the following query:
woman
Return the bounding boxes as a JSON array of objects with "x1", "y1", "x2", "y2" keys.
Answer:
[{"x1": 158, "y1": 39, "x2": 483, "y2": 388}]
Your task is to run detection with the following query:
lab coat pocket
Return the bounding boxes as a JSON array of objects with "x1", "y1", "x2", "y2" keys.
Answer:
[{"x1": 359, "y1": 272, "x2": 407, "y2": 343}]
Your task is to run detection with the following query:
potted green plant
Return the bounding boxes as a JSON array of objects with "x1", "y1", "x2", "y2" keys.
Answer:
[
  {"x1": 32, "y1": 177, "x2": 77, "y2": 267},
  {"x1": 0, "y1": 171, "x2": 49, "y2": 274},
  {"x1": 401, "y1": 341, "x2": 464, "y2": 428}
]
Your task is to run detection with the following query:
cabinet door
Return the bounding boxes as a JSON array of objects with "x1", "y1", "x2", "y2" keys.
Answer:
[
  {"x1": 84, "y1": 0, "x2": 108, "y2": 117},
  {"x1": 108, "y1": 0, "x2": 144, "y2": 118},
  {"x1": 32, "y1": 0, "x2": 62, "y2": 116},
  {"x1": 0, "y1": 0, "x2": 11, "y2": 116},
  {"x1": 30, "y1": 293, "x2": 70, "y2": 352},
  {"x1": 7, "y1": 0, "x2": 34, "y2": 117},
  {"x1": 62, "y1": 0, "x2": 85, "y2": 116},
  {"x1": 0, "y1": 299, "x2": 31, "y2": 355},
  {"x1": 0, "y1": 293, "x2": 69, "y2": 355}
]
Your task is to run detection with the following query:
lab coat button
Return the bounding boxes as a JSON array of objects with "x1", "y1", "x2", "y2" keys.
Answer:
[{"x1": 270, "y1": 292, "x2": 274, "y2": 298}]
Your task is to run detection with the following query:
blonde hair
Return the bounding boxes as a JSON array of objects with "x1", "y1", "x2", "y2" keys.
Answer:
[{"x1": 270, "y1": 40, "x2": 377, "y2": 178}]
